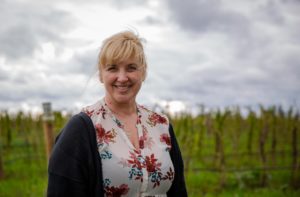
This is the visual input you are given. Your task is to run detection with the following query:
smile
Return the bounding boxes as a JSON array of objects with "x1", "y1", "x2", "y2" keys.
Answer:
[{"x1": 113, "y1": 84, "x2": 132, "y2": 92}]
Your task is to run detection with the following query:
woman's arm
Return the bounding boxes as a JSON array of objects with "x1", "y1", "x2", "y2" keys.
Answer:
[
  {"x1": 47, "y1": 114, "x2": 97, "y2": 197},
  {"x1": 167, "y1": 124, "x2": 188, "y2": 197}
]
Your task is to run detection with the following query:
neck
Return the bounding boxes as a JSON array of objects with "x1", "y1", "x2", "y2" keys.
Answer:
[{"x1": 104, "y1": 96, "x2": 137, "y2": 116}]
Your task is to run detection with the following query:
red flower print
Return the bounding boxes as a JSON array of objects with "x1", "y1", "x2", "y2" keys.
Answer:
[
  {"x1": 160, "y1": 133, "x2": 171, "y2": 147},
  {"x1": 96, "y1": 105, "x2": 106, "y2": 119},
  {"x1": 104, "y1": 184, "x2": 129, "y2": 197},
  {"x1": 139, "y1": 126, "x2": 147, "y2": 149},
  {"x1": 162, "y1": 167, "x2": 174, "y2": 181},
  {"x1": 136, "y1": 114, "x2": 142, "y2": 124},
  {"x1": 122, "y1": 151, "x2": 172, "y2": 188},
  {"x1": 145, "y1": 154, "x2": 162, "y2": 173},
  {"x1": 95, "y1": 124, "x2": 116, "y2": 145},
  {"x1": 126, "y1": 150, "x2": 145, "y2": 182},
  {"x1": 83, "y1": 109, "x2": 94, "y2": 117},
  {"x1": 145, "y1": 154, "x2": 163, "y2": 188},
  {"x1": 127, "y1": 150, "x2": 143, "y2": 170},
  {"x1": 139, "y1": 126, "x2": 154, "y2": 150},
  {"x1": 147, "y1": 112, "x2": 167, "y2": 127},
  {"x1": 139, "y1": 139, "x2": 144, "y2": 149}
]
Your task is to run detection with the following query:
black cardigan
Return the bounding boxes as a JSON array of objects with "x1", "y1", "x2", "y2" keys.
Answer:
[{"x1": 47, "y1": 112, "x2": 188, "y2": 197}]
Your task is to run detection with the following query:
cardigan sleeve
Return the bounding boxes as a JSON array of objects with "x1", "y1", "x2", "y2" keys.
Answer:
[
  {"x1": 47, "y1": 113, "x2": 99, "y2": 197},
  {"x1": 167, "y1": 124, "x2": 188, "y2": 197}
]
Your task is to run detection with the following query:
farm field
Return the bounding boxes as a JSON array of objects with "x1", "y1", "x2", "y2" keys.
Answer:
[{"x1": 0, "y1": 106, "x2": 299, "y2": 196}]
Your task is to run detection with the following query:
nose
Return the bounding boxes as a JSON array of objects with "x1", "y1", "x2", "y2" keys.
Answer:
[{"x1": 117, "y1": 70, "x2": 129, "y2": 82}]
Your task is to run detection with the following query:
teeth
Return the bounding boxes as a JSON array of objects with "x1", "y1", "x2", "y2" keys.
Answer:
[
  {"x1": 114, "y1": 85, "x2": 130, "y2": 91},
  {"x1": 115, "y1": 84, "x2": 130, "y2": 87}
]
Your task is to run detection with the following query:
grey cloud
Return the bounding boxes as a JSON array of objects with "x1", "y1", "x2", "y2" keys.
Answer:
[
  {"x1": 0, "y1": 72, "x2": 87, "y2": 105},
  {"x1": 165, "y1": 0, "x2": 250, "y2": 36},
  {"x1": 161, "y1": 0, "x2": 300, "y2": 107},
  {"x1": 169, "y1": 62, "x2": 299, "y2": 107},
  {"x1": 140, "y1": 16, "x2": 163, "y2": 25},
  {"x1": 53, "y1": 0, "x2": 150, "y2": 8},
  {"x1": 0, "y1": 67, "x2": 9, "y2": 81},
  {"x1": 256, "y1": 0, "x2": 285, "y2": 25},
  {"x1": 72, "y1": 49, "x2": 99, "y2": 75},
  {"x1": 1, "y1": 0, "x2": 299, "y2": 111},
  {"x1": 0, "y1": 25, "x2": 38, "y2": 60},
  {"x1": 44, "y1": 48, "x2": 99, "y2": 77},
  {"x1": 148, "y1": 42, "x2": 300, "y2": 108},
  {"x1": 0, "y1": 0, "x2": 76, "y2": 61},
  {"x1": 104, "y1": 0, "x2": 149, "y2": 9}
]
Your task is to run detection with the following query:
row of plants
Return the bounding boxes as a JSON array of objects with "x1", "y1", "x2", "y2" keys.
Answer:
[
  {"x1": 0, "y1": 105, "x2": 299, "y2": 196},
  {"x1": 169, "y1": 105, "x2": 300, "y2": 195}
]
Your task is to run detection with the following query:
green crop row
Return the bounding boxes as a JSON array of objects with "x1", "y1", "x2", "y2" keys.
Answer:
[{"x1": 0, "y1": 105, "x2": 299, "y2": 196}]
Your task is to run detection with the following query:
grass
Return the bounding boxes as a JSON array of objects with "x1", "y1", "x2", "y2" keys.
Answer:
[
  {"x1": 186, "y1": 171, "x2": 300, "y2": 197},
  {"x1": 0, "y1": 144, "x2": 47, "y2": 197},
  {"x1": 0, "y1": 158, "x2": 47, "y2": 196}
]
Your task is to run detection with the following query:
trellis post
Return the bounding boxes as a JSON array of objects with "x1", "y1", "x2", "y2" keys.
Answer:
[{"x1": 42, "y1": 102, "x2": 54, "y2": 161}]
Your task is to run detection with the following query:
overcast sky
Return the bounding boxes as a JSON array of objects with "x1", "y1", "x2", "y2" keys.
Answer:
[{"x1": 0, "y1": 0, "x2": 299, "y2": 114}]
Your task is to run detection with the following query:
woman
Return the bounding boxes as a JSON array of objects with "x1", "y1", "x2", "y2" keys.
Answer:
[{"x1": 47, "y1": 31, "x2": 188, "y2": 197}]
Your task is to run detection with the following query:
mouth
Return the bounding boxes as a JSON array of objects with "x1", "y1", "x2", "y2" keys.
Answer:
[{"x1": 113, "y1": 84, "x2": 132, "y2": 92}]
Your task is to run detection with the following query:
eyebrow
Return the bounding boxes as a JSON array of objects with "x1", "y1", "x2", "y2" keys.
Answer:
[
  {"x1": 127, "y1": 63, "x2": 138, "y2": 66},
  {"x1": 106, "y1": 64, "x2": 116, "y2": 67}
]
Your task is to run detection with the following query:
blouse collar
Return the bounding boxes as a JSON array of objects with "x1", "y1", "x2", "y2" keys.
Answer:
[{"x1": 100, "y1": 98, "x2": 142, "y2": 129}]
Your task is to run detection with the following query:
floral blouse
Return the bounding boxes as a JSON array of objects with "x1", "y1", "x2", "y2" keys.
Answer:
[{"x1": 82, "y1": 99, "x2": 174, "y2": 197}]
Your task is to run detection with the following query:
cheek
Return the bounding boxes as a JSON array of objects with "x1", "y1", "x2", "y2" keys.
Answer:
[
  {"x1": 102, "y1": 73, "x2": 115, "y2": 83},
  {"x1": 134, "y1": 78, "x2": 143, "y2": 89},
  {"x1": 132, "y1": 72, "x2": 144, "y2": 81}
]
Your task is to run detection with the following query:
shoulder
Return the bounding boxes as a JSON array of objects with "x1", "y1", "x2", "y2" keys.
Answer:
[
  {"x1": 81, "y1": 100, "x2": 103, "y2": 117},
  {"x1": 54, "y1": 112, "x2": 94, "y2": 152},
  {"x1": 138, "y1": 104, "x2": 170, "y2": 127},
  {"x1": 59, "y1": 112, "x2": 92, "y2": 137}
]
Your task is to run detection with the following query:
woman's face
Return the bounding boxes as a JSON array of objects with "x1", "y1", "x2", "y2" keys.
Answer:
[{"x1": 101, "y1": 58, "x2": 144, "y2": 106}]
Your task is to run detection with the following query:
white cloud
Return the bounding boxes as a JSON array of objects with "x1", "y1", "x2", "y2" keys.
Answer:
[{"x1": 0, "y1": 0, "x2": 299, "y2": 112}]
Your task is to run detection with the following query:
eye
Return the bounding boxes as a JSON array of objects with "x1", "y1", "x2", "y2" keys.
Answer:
[
  {"x1": 106, "y1": 65, "x2": 117, "y2": 71},
  {"x1": 127, "y1": 64, "x2": 138, "y2": 72}
]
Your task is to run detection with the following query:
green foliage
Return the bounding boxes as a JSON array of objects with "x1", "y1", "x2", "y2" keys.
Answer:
[
  {"x1": 0, "y1": 106, "x2": 300, "y2": 196},
  {"x1": 0, "y1": 156, "x2": 47, "y2": 196},
  {"x1": 172, "y1": 105, "x2": 300, "y2": 195}
]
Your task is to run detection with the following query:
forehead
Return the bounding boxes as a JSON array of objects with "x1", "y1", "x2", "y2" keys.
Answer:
[
  {"x1": 116, "y1": 58, "x2": 140, "y2": 65},
  {"x1": 103, "y1": 57, "x2": 140, "y2": 67}
]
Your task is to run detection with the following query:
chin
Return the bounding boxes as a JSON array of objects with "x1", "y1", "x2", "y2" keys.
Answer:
[{"x1": 113, "y1": 95, "x2": 135, "y2": 104}]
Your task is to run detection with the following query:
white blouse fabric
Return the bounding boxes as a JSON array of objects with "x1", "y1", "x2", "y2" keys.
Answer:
[{"x1": 82, "y1": 99, "x2": 174, "y2": 197}]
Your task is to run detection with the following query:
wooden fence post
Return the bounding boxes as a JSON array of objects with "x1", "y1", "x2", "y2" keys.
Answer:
[{"x1": 42, "y1": 102, "x2": 54, "y2": 161}]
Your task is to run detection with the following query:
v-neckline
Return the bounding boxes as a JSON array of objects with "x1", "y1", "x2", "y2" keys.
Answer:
[{"x1": 101, "y1": 98, "x2": 142, "y2": 151}]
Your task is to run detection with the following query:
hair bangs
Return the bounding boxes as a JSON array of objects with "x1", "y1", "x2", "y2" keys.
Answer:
[{"x1": 101, "y1": 39, "x2": 141, "y2": 67}]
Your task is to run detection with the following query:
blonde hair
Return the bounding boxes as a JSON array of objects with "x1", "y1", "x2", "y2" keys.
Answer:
[{"x1": 98, "y1": 31, "x2": 147, "y2": 80}]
